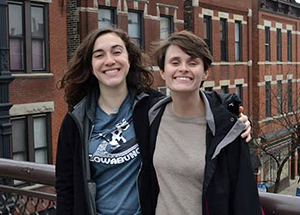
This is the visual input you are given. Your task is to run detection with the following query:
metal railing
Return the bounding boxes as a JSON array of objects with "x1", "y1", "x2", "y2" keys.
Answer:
[
  {"x1": 0, "y1": 158, "x2": 300, "y2": 215},
  {"x1": 0, "y1": 158, "x2": 56, "y2": 215}
]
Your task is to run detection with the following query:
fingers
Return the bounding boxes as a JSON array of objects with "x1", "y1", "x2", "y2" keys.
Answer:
[
  {"x1": 238, "y1": 113, "x2": 249, "y2": 124},
  {"x1": 237, "y1": 106, "x2": 252, "y2": 142},
  {"x1": 238, "y1": 106, "x2": 244, "y2": 117}
]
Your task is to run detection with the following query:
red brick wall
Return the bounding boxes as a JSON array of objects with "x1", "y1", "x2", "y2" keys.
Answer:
[{"x1": 9, "y1": 0, "x2": 68, "y2": 164}]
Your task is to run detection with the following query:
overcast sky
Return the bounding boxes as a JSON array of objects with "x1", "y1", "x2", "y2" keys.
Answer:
[{"x1": 296, "y1": 0, "x2": 300, "y2": 3}]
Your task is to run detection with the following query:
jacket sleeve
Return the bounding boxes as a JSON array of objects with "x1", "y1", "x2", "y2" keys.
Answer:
[
  {"x1": 55, "y1": 114, "x2": 76, "y2": 215},
  {"x1": 227, "y1": 138, "x2": 262, "y2": 215}
]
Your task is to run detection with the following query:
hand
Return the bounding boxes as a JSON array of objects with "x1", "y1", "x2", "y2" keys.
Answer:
[{"x1": 238, "y1": 106, "x2": 252, "y2": 143}]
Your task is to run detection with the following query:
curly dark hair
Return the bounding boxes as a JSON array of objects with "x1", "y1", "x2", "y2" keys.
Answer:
[
  {"x1": 58, "y1": 28, "x2": 153, "y2": 106},
  {"x1": 151, "y1": 30, "x2": 213, "y2": 72}
]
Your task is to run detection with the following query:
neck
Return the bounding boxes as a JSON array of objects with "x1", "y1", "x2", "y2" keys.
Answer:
[
  {"x1": 170, "y1": 90, "x2": 205, "y2": 118},
  {"x1": 98, "y1": 85, "x2": 129, "y2": 114}
]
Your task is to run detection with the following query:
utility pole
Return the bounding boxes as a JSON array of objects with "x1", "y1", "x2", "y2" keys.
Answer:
[{"x1": 0, "y1": 0, "x2": 14, "y2": 159}]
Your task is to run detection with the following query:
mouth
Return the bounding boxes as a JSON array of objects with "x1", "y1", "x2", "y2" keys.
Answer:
[
  {"x1": 174, "y1": 76, "x2": 193, "y2": 82},
  {"x1": 103, "y1": 68, "x2": 120, "y2": 75}
]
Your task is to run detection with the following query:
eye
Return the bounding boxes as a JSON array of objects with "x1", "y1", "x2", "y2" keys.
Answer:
[
  {"x1": 189, "y1": 61, "x2": 198, "y2": 66},
  {"x1": 171, "y1": 60, "x2": 180, "y2": 66},
  {"x1": 93, "y1": 52, "x2": 104, "y2": 58},
  {"x1": 113, "y1": 50, "x2": 122, "y2": 55}
]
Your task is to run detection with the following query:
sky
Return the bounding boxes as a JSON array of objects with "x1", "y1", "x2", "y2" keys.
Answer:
[{"x1": 296, "y1": 0, "x2": 300, "y2": 3}]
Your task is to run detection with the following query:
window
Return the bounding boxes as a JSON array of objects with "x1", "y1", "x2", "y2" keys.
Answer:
[
  {"x1": 265, "y1": 81, "x2": 271, "y2": 117},
  {"x1": 276, "y1": 29, "x2": 282, "y2": 61},
  {"x1": 287, "y1": 30, "x2": 292, "y2": 62},
  {"x1": 8, "y1": 1, "x2": 48, "y2": 72},
  {"x1": 221, "y1": 85, "x2": 229, "y2": 94},
  {"x1": 11, "y1": 114, "x2": 51, "y2": 164},
  {"x1": 277, "y1": 80, "x2": 282, "y2": 114},
  {"x1": 204, "y1": 15, "x2": 212, "y2": 53},
  {"x1": 205, "y1": 87, "x2": 213, "y2": 91},
  {"x1": 220, "y1": 18, "x2": 228, "y2": 61},
  {"x1": 98, "y1": 8, "x2": 115, "y2": 29},
  {"x1": 235, "y1": 21, "x2": 242, "y2": 61},
  {"x1": 265, "y1": 27, "x2": 270, "y2": 61},
  {"x1": 160, "y1": 15, "x2": 173, "y2": 40},
  {"x1": 288, "y1": 80, "x2": 292, "y2": 112},
  {"x1": 128, "y1": 11, "x2": 143, "y2": 49},
  {"x1": 235, "y1": 84, "x2": 243, "y2": 101}
]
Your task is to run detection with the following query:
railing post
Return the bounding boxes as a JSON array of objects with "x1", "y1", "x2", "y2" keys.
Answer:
[{"x1": 0, "y1": 0, "x2": 14, "y2": 162}]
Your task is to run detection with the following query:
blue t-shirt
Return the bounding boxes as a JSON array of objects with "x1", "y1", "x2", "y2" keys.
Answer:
[{"x1": 89, "y1": 94, "x2": 141, "y2": 215}]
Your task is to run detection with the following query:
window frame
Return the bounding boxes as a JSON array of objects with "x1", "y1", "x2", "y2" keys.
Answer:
[
  {"x1": 204, "y1": 15, "x2": 212, "y2": 53},
  {"x1": 288, "y1": 80, "x2": 292, "y2": 113},
  {"x1": 287, "y1": 30, "x2": 292, "y2": 62},
  {"x1": 235, "y1": 21, "x2": 242, "y2": 61},
  {"x1": 98, "y1": 7, "x2": 116, "y2": 29},
  {"x1": 160, "y1": 14, "x2": 174, "y2": 40},
  {"x1": 221, "y1": 85, "x2": 229, "y2": 94},
  {"x1": 220, "y1": 18, "x2": 228, "y2": 61},
  {"x1": 265, "y1": 26, "x2": 270, "y2": 61},
  {"x1": 235, "y1": 84, "x2": 243, "y2": 102},
  {"x1": 277, "y1": 80, "x2": 282, "y2": 114},
  {"x1": 265, "y1": 81, "x2": 271, "y2": 117},
  {"x1": 8, "y1": 0, "x2": 49, "y2": 73},
  {"x1": 128, "y1": 10, "x2": 144, "y2": 50},
  {"x1": 11, "y1": 113, "x2": 52, "y2": 164},
  {"x1": 276, "y1": 28, "x2": 282, "y2": 61}
]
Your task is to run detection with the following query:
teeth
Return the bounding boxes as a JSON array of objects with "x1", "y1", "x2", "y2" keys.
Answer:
[
  {"x1": 176, "y1": 77, "x2": 190, "y2": 81},
  {"x1": 105, "y1": 69, "x2": 118, "y2": 74}
]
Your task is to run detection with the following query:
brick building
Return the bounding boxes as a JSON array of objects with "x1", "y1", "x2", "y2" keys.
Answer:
[
  {"x1": 251, "y1": 0, "x2": 300, "y2": 190},
  {"x1": 8, "y1": 0, "x2": 67, "y2": 165}
]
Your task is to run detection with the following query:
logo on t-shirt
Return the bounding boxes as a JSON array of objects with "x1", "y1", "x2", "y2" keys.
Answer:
[{"x1": 89, "y1": 118, "x2": 140, "y2": 165}]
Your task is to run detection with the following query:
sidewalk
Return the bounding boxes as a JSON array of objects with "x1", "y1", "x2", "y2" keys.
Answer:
[{"x1": 279, "y1": 176, "x2": 300, "y2": 196}]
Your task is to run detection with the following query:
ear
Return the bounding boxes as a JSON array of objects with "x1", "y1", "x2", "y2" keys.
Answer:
[
  {"x1": 202, "y1": 71, "x2": 208, "y2": 81},
  {"x1": 159, "y1": 69, "x2": 166, "y2": 81}
]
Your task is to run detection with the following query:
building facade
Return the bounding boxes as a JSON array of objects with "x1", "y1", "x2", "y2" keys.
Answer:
[
  {"x1": 251, "y1": 0, "x2": 300, "y2": 190},
  {"x1": 7, "y1": 0, "x2": 67, "y2": 164}
]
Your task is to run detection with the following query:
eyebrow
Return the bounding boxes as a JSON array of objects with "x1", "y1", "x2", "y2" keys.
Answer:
[
  {"x1": 168, "y1": 56, "x2": 181, "y2": 61},
  {"x1": 92, "y1": 44, "x2": 124, "y2": 54}
]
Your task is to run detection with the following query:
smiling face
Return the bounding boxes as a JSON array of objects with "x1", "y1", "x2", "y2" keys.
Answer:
[
  {"x1": 161, "y1": 45, "x2": 208, "y2": 95},
  {"x1": 91, "y1": 33, "x2": 130, "y2": 91}
]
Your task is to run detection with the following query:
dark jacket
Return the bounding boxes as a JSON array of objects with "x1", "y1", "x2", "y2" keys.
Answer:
[
  {"x1": 134, "y1": 90, "x2": 262, "y2": 215},
  {"x1": 55, "y1": 88, "x2": 164, "y2": 215}
]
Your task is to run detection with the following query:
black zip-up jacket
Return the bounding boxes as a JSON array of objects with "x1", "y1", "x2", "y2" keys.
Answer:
[
  {"x1": 134, "y1": 90, "x2": 261, "y2": 215},
  {"x1": 55, "y1": 88, "x2": 164, "y2": 215}
]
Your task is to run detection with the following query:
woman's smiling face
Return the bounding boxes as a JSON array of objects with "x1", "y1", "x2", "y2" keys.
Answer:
[
  {"x1": 161, "y1": 45, "x2": 207, "y2": 95},
  {"x1": 91, "y1": 32, "x2": 130, "y2": 91}
]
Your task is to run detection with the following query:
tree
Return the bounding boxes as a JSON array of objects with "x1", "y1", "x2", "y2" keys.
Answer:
[{"x1": 252, "y1": 76, "x2": 300, "y2": 193}]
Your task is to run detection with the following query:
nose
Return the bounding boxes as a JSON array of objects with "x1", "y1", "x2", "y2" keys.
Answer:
[
  {"x1": 178, "y1": 62, "x2": 188, "y2": 73},
  {"x1": 104, "y1": 53, "x2": 115, "y2": 66}
]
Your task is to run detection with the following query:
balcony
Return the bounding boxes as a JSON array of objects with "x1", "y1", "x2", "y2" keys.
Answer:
[{"x1": 0, "y1": 158, "x2": 299, "y2": 215}]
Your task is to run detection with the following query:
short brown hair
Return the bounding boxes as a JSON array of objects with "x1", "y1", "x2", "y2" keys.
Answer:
[
  {"x1": 58, "y1": 28, "x2": 153, "y2": 106},
  {"x1": 152, "y1": 30, "x2": 213, "y2": 72}
]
